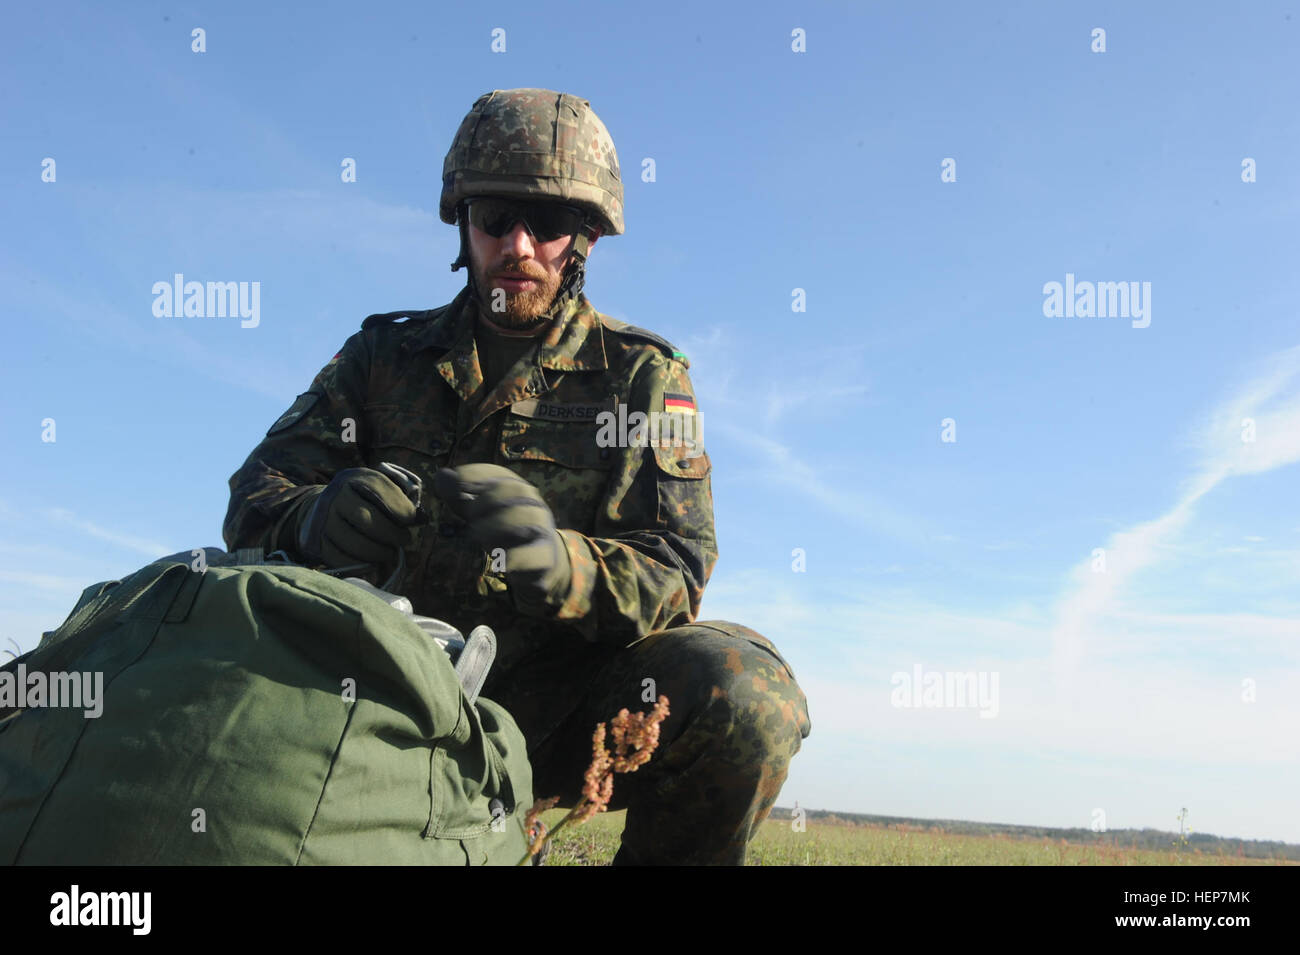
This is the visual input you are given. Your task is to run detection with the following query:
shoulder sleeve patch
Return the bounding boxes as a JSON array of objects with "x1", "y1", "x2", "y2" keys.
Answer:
[
  {"x1": 602, "y1": 319, "x2": 689, "y2": 366},
  {"x1": 266, "y1": 392, "x2": 320, "y2": 436},
  {"x1": 361, "y1": 307, "x2": 441, "y2": 330}
]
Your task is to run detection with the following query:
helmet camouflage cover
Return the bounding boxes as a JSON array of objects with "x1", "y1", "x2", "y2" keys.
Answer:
[{"x1": 441, "y1": 88, "x2": 624, "y2": 237}]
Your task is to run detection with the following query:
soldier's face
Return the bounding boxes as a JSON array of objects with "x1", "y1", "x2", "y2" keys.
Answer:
[{"x1": 468, "y1": 213, "x2": 598, "y2": 327}]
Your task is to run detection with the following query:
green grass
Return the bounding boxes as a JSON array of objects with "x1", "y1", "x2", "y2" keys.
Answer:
[{"x1": 537, "y1": 810, "x2": 1295, "y2": 866}]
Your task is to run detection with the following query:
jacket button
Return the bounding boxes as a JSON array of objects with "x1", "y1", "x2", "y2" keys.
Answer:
[{"x1": 512, "y1": 444, "x2": 528, "y2": 454}]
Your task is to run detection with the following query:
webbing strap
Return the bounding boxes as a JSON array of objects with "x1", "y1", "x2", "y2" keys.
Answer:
[{"x1": 453, "y1": 626, "x2": 496, "y2": 706}]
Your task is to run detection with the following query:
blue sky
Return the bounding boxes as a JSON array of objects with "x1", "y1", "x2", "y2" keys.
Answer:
[{"x1": 3, "y1": 1, "x2": 1299, "y2": 844}]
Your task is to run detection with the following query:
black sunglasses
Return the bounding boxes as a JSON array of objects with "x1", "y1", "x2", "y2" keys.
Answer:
[{"x1": 463, "y1": 197, "x2": 589, "y2": 242}]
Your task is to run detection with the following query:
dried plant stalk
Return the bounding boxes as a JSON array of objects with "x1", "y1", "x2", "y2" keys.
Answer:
[{"x1": 517, "y1": 695, "x2": 670, "y2": 866}]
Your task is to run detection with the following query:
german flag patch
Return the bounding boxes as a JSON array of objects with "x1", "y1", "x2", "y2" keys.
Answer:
[{"x1": 664, "y1": 392, "x2": 696, "y2": 415}]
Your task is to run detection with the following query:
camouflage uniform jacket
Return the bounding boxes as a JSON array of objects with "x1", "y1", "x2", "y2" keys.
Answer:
[{"x1": 222, "y1": 286, "x2": 715, "y2": 675}]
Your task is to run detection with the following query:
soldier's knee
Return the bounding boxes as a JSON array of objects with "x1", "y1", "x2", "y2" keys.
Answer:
[{"x1": 642, "y1": 620, "x2": 811, "y2": 752}]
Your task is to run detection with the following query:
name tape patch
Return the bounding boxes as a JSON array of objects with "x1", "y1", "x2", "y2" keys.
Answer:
[{"x1": 511, "y1": 397, "x2": 616, "y2": 421}]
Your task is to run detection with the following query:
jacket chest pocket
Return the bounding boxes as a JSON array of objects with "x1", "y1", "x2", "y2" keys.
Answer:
[
  {"x1": 362, "y1": 402, "x2": 456, "y2": 502},
  {"x1": 498, "y1": 416, "x2": 615, "y2": 529}
]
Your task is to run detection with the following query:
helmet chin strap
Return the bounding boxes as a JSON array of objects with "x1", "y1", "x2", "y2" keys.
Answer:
[{"x1": 450, "y1": 210, "x2": 593, "y2": 327}]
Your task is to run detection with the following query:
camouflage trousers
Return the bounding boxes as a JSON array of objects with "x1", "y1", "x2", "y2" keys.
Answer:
[{"x1": 487, "y1": 620, "x2": 811, "y2": 866}]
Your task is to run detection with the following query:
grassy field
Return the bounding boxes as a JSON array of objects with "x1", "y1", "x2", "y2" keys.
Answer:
[{"x1": 536, "y1": 809, "x2": 1294, "y2": 866}]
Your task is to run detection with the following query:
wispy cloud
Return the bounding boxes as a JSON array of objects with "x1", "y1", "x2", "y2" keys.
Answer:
[
  {"x1": 0, "y1": 263, "x2": 291, "y2": 403},
  {"x1": 680, "y1": 324, "x2": 874, "y2": 427},
  {"x1": 983, "y1": 540, "x2": 1025, "y2": 551},
  {"x1": 1, "y1": 184, "x2": 453, "y2": 404},
  {"x1": 763, "y1": 383, "x2": 870, "y2": 427},
  {"x1": 709, "y1": 418, "x2": 937, "y2": 546},
  {"x1": 0, "y1": 570, "x2": 88, "y2": 594},
  {"x1": 675, "y1": 321, "x2": 921, "y2": 541},
  {"x1": 702, "y1": 563, "x2": 1300, "y2": 840},
  {"x1": 44, "y1": 507, "x2": 169, "y2": 557},
  {"x1": 1049, "y1": 346, "x2": 1300, "y2": 672}
]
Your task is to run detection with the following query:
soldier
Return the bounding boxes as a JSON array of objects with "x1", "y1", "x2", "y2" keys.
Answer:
[{"x1": 223, "y1": 88, "x2": 811, "y2": 865}]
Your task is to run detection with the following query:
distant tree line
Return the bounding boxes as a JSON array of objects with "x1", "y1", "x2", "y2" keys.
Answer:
[{"x1": 774, "y1": 807, "x2": 1299, "y2": 862}]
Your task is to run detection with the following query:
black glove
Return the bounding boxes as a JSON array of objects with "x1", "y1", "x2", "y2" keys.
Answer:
[
  {"x1": 295, "y1": 465, "x2": 423, "y2": 574},
  {"x1": 432, "y1": 464, "x2": 572, "y2": 614}
]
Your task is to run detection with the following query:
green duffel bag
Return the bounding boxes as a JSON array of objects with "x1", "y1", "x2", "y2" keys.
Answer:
[{"x1": 0, "y1": 548, "x2": 532, "y2": 865}]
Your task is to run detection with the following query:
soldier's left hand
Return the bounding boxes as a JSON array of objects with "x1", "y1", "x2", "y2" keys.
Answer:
[{"x1": 432, "y1": 464, "x2": 572, "y2": 614}]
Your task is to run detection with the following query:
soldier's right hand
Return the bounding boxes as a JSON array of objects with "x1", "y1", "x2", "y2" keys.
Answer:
[{"x1": 294, "y1": 467, "x2": 422, "y2": 570}]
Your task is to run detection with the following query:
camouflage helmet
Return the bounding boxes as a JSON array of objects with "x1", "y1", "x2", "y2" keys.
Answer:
[{"x1": 440, "y1": 88, "x2": 624, "y2": 237}]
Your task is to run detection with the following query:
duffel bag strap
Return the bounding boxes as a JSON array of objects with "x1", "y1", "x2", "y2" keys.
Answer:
[{"x1": 454, "y1": 626, "x2": 496, "y2": 706}]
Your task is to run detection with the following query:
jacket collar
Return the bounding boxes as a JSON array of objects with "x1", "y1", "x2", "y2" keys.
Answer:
[{"x1": 426, "y1": 286, "x2": 609, "y2": 430}]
